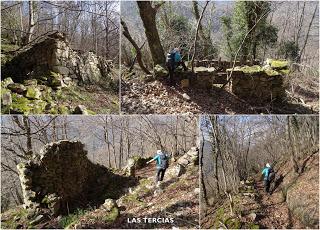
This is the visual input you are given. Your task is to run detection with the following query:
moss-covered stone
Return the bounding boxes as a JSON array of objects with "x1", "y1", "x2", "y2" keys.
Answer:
[
  {"x1": 264, "y1": 69, "x2": 280, "y2": 76},
  {"x1": 58, "y1": 105, "x2": 69, "y2": 114},
  {"x1": 11, "y1": 93, "x2": 32, "y2": 114},
  {"x1": 1, "y1": 77, "x2": 14, "y2": 87},
  {"x1": 7, "y1": 83, "x2": 26, "y2": 94},
  {"x1": 154, "y1": 64, "x2": 168, "y2": 78},
  {"x1": 25, "y1": 86, "x2": 41, "y2": 99},
  {"x1": 279, "y1": 69, "x2": 290, "y2": 75},
  {"x1": 23, "y1": 79, "x2": 38, "y2": 86},
  {"x1": 270, "y1": 59, "x2": 288, "y2": 70},
  {"x1": 104, "y1": 207, "x2": 119, "y2": 222}
]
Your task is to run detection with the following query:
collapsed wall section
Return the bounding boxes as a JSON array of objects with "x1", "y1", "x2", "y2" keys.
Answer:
[
  {"x1": 2, "y1": 31, "x2": 113, "y2": 85},
  {"x1": 17, "y1": 140, "x2": 133, "y2": 216}
]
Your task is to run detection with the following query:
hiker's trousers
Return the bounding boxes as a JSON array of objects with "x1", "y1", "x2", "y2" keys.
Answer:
[
  {"x1": 156, "y1": 168, "x2": 166, "y2": 182},
  {"x1": 167, "y1": 62, "x2": 188, "y2": 85},
  {"x1": 264, "y1": 179, "x2": 270, "y2": 193}
]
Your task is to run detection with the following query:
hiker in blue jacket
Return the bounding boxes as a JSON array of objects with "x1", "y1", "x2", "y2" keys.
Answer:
[
  {"x1": 147, "y1": 150, "x2": 169, "y2": 185},
  {"x1": 262, "y1": 163, "x2": 274, "y2": 194},
  {"x1": 166, "y1": 48, "x2": 188, "y2": 85}
]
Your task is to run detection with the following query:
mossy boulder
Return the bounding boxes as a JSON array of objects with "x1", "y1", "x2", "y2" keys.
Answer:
[
  {"x1": 154, "y1": 64, "x2": 168, "y2": 78},
  {"x1": 270, "y1": 59, "x2": 289, "y2": 70},
  {"x1": 23, "y1": 79, "x2": 38, "y2": 86},
  {"x1": 1, "y1": 77, "x2": 14, "y2": 87},
  {"x1": 7, "y1": 83, "x2": 26, "y2": 94},
  {"x1": 25, "y1": 86, "x2": 41, "y2": 99}
]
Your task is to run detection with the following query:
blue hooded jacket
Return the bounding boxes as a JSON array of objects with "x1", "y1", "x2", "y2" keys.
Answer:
[{"x1": 262, "y1": 166, "x2": 271, "y2": 181}]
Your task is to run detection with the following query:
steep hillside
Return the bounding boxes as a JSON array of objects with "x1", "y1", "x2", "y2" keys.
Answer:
[{"x1": 201, "y1": 150, "x2": 319, "y2": 229}]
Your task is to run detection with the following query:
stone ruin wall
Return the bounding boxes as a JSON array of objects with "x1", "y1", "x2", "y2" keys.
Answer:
[
  {"x1": 17, "y1": 140, "x2": 130, "y2": 216},
  {"x1": 186, "y1": 59, "x2": 286, "y2": 102},
  {"x1": 230, "y1": 70, "x2": 285, "y2": 103},
  {"x1": 3, "y1": 32, "x2": 113, "y2": 85}
]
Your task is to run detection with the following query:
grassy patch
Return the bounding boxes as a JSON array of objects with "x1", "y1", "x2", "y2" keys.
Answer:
[
  {"x1": 1, "y1": 207, "x2": 28, "y2": 229},
  {"x1": 104, "y1": 207, "x2": 119, "y2": 222},
  {"x1": 59, "y1": 209, "x2": 87, "y2": 229}
]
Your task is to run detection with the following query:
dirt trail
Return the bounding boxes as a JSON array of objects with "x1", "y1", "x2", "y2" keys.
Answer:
[
  {"x1": 135, "y1": 163, "x2": 156, "y2": 178},
  {"x1": 254, "y1": 180, "x2": 303, "y2": 229}
]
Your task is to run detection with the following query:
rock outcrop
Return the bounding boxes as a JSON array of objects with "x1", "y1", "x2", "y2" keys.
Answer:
[{"x1": 2, "y1": 31, "x2": 113, "y2": 85}]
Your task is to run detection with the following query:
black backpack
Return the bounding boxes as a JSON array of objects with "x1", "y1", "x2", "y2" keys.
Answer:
[{"x1": 159, "y1": 154, "x2": 169, "y2": 169}]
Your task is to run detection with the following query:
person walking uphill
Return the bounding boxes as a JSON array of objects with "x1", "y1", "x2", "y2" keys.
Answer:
[
  {"x1": 147, "y1": 150, "x2": 169, "y2": 186},
  {"x1": 262, "y1": 163, "x2": 275, "y2": 194},
  {"x1": 166, "y1": 48, "x2": 188, "y2": 85}
]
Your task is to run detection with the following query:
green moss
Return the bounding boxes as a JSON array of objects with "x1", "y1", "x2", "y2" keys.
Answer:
[
  {"x1": 122, "y1": 193, "x2": 144, "y2": 205},
  {"x1": 1, "y1": 43, "x2": 19, "y2": 52},
  {"x1": 59, "y1": 209, "x2": 86, "y2": 229},
  {"x1": 241, "y1": 65, "x2": 263, "y2": 74},
  {"x1": 264, "y1": 69, "x2": 280, "y2": 76},
  {"x1": 58, "y1": 105, "x2": 69, "y2": 114},
  {"x1": 87, "y1": 109, "x2": 96, "y2": 115},
  {"x1": 25, "y1": 87, "x2": 41, "y2": 99},
  {"x1": 270, "y1": 60, "x2": 288, "y2": 69},
  {"x1": 1, "y1": 87, "x2": 10, "y2": 97},
  {"x1": 1, "y1": 207, "x2": 28, "y2": 229},
  {"x1": 224, "y1": 217, "x2": 241, "y2": 229},
  {"x1": 31, "y1": 100, "x2": 47, "y2": 114},
  {"x1": 248, "y1": 223, "x2": 260, "y2": 229},
  {"x1": 11, "y1": 93, "x2": 32, "y2": 114},
  {"x1": 279, "y1": 69, "x2": 290, "y2": 75},
  {"x1": 104, "y1": 207, "x2": 119, "y2": 222}
]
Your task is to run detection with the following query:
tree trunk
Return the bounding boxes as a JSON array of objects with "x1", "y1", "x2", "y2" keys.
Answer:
[
  {"x1": 121, "y1": 19, "x2": 150, "y2": 74},
  {"x1": 191, "y1": 1, "x2": 209, "y2": 72},
  {"x1": 137, "y1": 1, "x2": 165, "y2": 66},
  {"x1": 25, "y1": 1, "x2": 35, "y2": 44}
]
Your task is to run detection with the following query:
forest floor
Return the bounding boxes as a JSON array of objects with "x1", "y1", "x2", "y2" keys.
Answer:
[
  {"x1": 121, "y1": 68, "x2": 317, "y2": 114},
  {"x1": 253, "y1": 180, "x2": 303, "y2": 229},
  {"x1": 55, "y1": 84, "x2": 119, "y2": 114}
]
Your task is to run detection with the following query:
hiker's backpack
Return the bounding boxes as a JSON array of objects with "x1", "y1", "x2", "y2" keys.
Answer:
[
  {"x1": 166, "y1": 51, "x2": 176, "y2": 69},
  {"x1": 268, "y1": 169, "x2": 275, "y2": 182},
  {"x1": 159, "y1": 154, "x2": 169, "y2": 169}
]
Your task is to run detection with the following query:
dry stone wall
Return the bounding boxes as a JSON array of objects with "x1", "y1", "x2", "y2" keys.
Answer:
[
  {"x1": 2, "y1": 31, "x2": 112, "y2": 85},
  {"x1": 17, "y1": 140, "x2": 133, "y2": 216},
  {"x1": 227, "y1": 64, "x2": 287, "y2": 103}
]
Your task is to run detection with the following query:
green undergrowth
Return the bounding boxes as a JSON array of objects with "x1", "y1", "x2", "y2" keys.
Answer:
[
  {"x1": 1, "y1": 207, "x2": 29, "y2": 229},
  {"x1": 60, "y1": 208, "x2": 87, "y2": 229}
]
